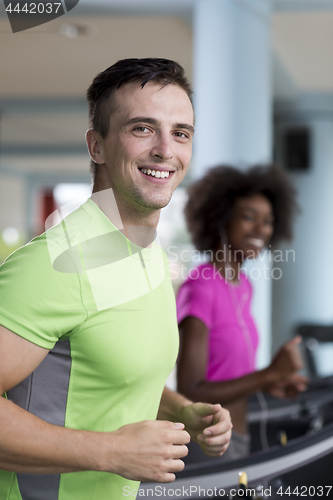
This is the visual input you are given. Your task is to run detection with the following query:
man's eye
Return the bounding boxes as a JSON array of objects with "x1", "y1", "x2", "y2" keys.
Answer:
[
  {"x1": 134, "y1": 126, "x2": 149, "y2": 133},
  {"x1": 174, "y1": 131, "x2": 188, "y2": 139}
]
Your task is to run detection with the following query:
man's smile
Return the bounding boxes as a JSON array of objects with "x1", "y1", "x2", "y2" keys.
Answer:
[{"x1": 138, "y1": 166, "x2": 174, "y2": 179}]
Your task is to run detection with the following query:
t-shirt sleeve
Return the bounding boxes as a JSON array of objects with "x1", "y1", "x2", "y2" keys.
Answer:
[
  {"x1": 176, "y1": 276, "x2": 214, "y2": 329},
  {"x1": 0, "y1": 236, "x2": 87, "y2": 349}
]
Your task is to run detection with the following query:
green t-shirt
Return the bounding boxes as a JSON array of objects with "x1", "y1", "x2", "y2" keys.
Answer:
[{"x1": 0, "y1": 198, "x2": 179, "y2": 500}]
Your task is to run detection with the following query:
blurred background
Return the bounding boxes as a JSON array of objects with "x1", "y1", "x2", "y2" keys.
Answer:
[{"x1": 1, "y1": 0, "x2": 333, "y2": 378}]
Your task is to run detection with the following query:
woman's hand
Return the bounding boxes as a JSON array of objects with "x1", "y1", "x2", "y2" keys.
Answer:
[
  {"x1": 267, "y1": 372, "x2": 308, "y2": 399},
  {"x1": 267, "y1": 336, "x2": 304, "y2": 383}
]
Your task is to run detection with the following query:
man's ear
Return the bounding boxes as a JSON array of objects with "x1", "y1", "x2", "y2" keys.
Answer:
[{"x1": 86, "y1": 129, "x2": 105, "y2": 165}]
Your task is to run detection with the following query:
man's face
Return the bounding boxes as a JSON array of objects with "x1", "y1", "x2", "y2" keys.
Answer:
[{"x1": 94, "y1": 81, "x2": 194, "y2": 213}]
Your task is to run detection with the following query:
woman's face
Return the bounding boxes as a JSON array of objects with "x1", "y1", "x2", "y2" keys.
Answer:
[{"x1": 225, "y1": 194, "x2": 274, "y2": 262}]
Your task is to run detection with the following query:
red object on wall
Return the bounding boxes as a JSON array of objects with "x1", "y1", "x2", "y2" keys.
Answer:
[{"x1": 40, "y1": 189, "x2": 56, "y2": 232}]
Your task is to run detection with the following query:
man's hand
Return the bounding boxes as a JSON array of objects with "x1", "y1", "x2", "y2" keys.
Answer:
[
  {"x1": 105, "y1": 420, "x2": 190, "y2": 483},
  {"x1": 180, "y1": 403, "x2": 232, "y2": 457}
]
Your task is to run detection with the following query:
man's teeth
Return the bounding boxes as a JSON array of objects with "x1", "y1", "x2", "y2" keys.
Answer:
[{"x1": 140, "y1": 168, "x2": 170, "y2": 179}]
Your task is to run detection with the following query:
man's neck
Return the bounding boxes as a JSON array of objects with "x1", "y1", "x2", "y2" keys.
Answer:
[{"x1": 92, "y1": 183, "x2": 160, "y2": 248}]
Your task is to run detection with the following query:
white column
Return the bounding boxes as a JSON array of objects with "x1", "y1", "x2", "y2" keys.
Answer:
[
  {"x1": 192, "y1": 0, "x2": 273, "y2": 368},
  {"x1": 273, "y1": 95, "x2": 333, "y2": 353}
]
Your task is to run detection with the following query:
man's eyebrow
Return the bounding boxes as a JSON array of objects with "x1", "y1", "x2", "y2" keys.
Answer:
[
  {"x1": 176, "y1": 123, "x2": 195, "y2": 134},
  {"x1": 125, "y1": 117, "x2": 158, "y2": 126},
  {"x1": 125, "y1": 117, "x2": 194, "y2": 134}
]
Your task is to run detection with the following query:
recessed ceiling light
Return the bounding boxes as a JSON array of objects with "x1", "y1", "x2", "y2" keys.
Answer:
[{"x1": 58, "y1": 23, "x2": 97, "y2": 39}]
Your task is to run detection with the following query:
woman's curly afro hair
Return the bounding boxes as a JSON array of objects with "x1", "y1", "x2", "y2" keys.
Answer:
[{"x1": 185, "y1": 164, "x2": 298, "y2": 252}]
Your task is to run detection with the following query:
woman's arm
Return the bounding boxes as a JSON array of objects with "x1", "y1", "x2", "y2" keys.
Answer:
[{"x1": 177, "y1": 316, "x2": 304, "y2": 405}]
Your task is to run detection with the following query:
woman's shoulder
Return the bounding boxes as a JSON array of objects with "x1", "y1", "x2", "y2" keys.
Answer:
[
  {"x1": 177, "y1": 263, "x2": 226, "y2": 299},
  {"x1": 176, "y1": 263, "x2": 217, "y2": 326},
  {"x1": 239, "y1": 271, "x2": 253, "y2": 293},
  {"x1": 182, "y1": 262, "x2": 217, "y2": 285}
]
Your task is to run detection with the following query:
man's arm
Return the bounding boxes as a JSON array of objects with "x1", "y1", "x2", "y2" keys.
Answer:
[
  {"x1": 0, "y1": 325, "x2": 190, "y2": 482},
  {"x1": 157, "y1": 387, "x2": 232, "y2": 457}
]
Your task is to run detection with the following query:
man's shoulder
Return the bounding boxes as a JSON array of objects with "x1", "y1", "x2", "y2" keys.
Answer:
[
  {"x1": 45, "y1": 199, "x2": 95, "y2": 247},
  {"x1": 0, "y1": 200, "x2": 97, "y2": 275}
]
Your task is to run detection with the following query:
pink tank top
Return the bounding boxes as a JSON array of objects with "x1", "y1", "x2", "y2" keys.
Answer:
[{"x1": 176, "y1": 263, "x2": 259, "y2": 381}]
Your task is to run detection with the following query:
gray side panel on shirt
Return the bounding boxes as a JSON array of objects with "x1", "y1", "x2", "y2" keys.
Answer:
[{"x1": 7, "y1": 339, "x2": 72, "y2": 500}]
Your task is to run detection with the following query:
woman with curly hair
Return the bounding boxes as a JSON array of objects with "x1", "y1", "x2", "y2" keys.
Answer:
[{"x1": 176, "y1": 165, "x2": 307, "y2": 462}]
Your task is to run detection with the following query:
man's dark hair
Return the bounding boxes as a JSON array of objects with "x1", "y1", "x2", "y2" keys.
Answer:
[
  {"x1": 86, "y1": 58, "x2": 193, "y2": 180},
  {"x1": 185, "y1": 165, "x2": 299, "y2": 252}
]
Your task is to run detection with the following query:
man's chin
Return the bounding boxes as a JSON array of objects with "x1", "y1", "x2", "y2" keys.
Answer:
[{"x1": 139, "y1": 195, "x2": 173, "y2": 211}]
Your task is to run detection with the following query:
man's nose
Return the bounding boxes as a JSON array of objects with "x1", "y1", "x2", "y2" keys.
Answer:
[{"x1": 151, "y1": 133, "x2": 173, "y2": 160}]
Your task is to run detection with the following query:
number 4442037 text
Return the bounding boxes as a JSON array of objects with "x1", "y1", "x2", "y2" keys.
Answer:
[{"x1": 5, "y1": 3, "x2": 62, "y2": 14}]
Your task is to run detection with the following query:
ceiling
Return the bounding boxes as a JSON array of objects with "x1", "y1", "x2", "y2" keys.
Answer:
[
  {"x1": 1, "y1": 1, "x2": 333, "y2": 175},
  {"x1": 273, "y1": 11, "x2": 333, "y2": 92},
  {"x1": 0, "y1": 15, "x2": 193, "y2": 98}
]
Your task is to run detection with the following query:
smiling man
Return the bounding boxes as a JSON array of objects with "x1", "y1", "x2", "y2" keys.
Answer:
[
  {"x1": 88, "y1": 80, "x2": 195, "y2": 219},
  {"x1": 0, "y1": 59, "x2": 232, "y2": 500}
]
